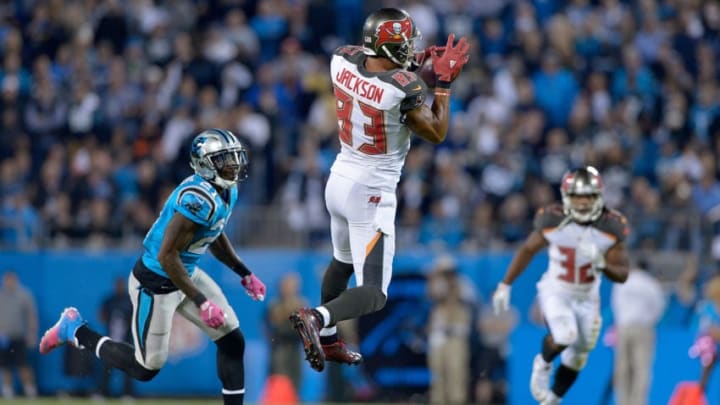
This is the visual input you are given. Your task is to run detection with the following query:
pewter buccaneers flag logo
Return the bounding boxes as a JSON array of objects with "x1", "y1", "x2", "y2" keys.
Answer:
[{"x1": 374, "y1": 17, "x2": 413, "y2": 48}]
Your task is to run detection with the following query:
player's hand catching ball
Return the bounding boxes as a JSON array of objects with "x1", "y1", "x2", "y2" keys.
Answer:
[
  {"x1": 430, "y1": 33, "x2": 470, "y2": 83},
  {"x1": 492, "y1": 282, "x2": 511, "y2": 315}
]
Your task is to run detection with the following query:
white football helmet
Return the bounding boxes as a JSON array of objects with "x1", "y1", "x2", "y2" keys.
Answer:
[{"x1": 189, "y1": 129, "x2": 248, "y2": 189}]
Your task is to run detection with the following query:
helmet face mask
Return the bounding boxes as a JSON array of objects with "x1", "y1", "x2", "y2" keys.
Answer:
[
  {"x1": 362, "y1": 8, "x2": 421, "y2": 69},
  {"x1": 560, "y1": 166, "x2": 604, "y2": 223},
  {"x1": 190, "y1": 129, "x2": 249, "y2": 189}
]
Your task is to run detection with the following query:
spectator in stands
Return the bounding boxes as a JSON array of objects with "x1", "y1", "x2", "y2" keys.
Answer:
[
  {"x1": 426, "y1": 259, "x2": 473, "y2": 404},
  {"x1": 690, "y1": 274, "x2": 720, "y2": 392},
  {"x1": 0, "y1": 0, "x2": 714, "y2": 265},
  {"x1": 0, "y1": 271, "x2": 37, "y2": 399},
  {"x1": 611, "y1": 260, "x2": 666, "y2": 405},
  {"x1": 266, "y1": 272, "x2": 307, "y2": 392}
]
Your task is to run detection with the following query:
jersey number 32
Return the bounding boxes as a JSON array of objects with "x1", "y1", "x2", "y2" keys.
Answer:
[{"x1": 558, "y1": 246, "x2": 595, "y2": 284}]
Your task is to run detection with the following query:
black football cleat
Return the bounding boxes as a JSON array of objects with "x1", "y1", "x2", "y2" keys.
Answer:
[{"x1": 289, "y1": 308, "x2": 325, "y2": 372}]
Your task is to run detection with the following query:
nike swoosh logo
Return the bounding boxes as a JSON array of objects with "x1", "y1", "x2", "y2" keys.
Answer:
[{"x1": 412, "y1": 85, "x2": 422, "y2": 91}]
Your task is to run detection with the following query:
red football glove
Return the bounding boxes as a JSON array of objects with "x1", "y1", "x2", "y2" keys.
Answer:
[
  {"x1": 430, "y1": 34, "x2": 470, "y2": 83},
  {"x1": 199, "y1": 300, "x2": 226, "y2": 329},
  {"x1": 409, "y1": 46, "x2": 446, "y2": 71}
]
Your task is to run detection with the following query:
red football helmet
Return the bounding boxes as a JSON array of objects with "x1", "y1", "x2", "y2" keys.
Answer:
[{"x1": 361, "y1": 8, "x2": 421, "y2": 69}]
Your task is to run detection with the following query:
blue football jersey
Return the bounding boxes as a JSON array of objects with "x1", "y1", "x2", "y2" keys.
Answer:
[{"x1": 141, "y1": 174, "x2": 238, "y2": 278}]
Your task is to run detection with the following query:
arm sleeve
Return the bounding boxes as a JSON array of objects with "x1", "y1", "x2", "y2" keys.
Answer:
[{"x1": 399, "y1": 74, "x2": 427, "y2": 114}]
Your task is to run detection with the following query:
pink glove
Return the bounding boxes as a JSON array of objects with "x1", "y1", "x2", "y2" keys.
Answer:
[
  {"x1": 241, "y1": 274, "x2": 266, "y2": 301},
  {"x1": 689, "y1": 335, "x2": 717, "y2": 367},
  {"x1": 199, "y1": 300, "x2": 226, "y2": 329}
]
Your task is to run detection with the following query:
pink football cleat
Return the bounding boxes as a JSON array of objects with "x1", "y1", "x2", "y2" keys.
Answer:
[{"x1": 39, "y1": 307, "x2": 85, "y2": 354}]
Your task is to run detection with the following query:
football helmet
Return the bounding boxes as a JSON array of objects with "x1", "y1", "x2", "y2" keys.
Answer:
[
  {"x1": 560, "y1": 166, "x2": 604, "y2": 223},
  {"x1": 190, "y1": 129, "x2": 249, "y2": 189},
  {"x1": 362, "y1": 8, "x2": 421, "y2": 69}
]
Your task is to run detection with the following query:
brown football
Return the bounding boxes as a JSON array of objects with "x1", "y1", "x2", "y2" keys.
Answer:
[{"x1": 418, "y1": 58, "x2": 437, "y2": 88}]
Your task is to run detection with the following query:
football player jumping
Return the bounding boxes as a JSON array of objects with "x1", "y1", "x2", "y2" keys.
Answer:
[
  {"x1": 289, "y1": 8, "x2": 471, "y2": 372},
  {"x1": 39, "y1": 129, "x2": 266, "y2": 405},
  {"x1": 492, "y1": 166, "x2": 630, "y2": 405}
]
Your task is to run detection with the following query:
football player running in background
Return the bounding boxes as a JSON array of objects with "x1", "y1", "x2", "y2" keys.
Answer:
[
  {"x1": 289, "y1": 7, "x2": 470, "y2": 372},
  {"x1": 492, "y1": 166, "x2": 630, "y2": 405},
  {"x1": 39, "y1": 129, "x2": 266, "y2": 405}
]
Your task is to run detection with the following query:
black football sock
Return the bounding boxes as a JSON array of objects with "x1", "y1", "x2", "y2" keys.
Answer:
[
  {"x1": 551, "y1": 364, "x2": 579, "y2": 397},
  {"x1": 323, "y1": 233, "x2": 387, "y2": 323},
  {"x1": 216, "y1": 330, "x2": 246, "y2": 405},
  {"x1": 75, "y1": 324, "x2": 102, "y2": 351},
  {"x1": 323, "y1": 285, "x2": 386, "y2": 324},
  {"x1": 76, "y1": 325, "x2": 158, "y2": 381},
  {"x1": 320, "y1": 334, "x2": 338, "y2": 345},
  {"x1": 321, "y1": 258, "x2": 355, "y2": 305}
]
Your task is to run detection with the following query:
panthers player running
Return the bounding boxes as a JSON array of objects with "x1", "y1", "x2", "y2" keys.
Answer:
[
  {"x1": 492, "y1": 166, "x2": 630, "y2": 405},
  {"x1": 289, "y1": 7, "x2": 471, "y2": 372},
  {"x1": 39, "y1": 129, "x2": 266, "y2": 405}
]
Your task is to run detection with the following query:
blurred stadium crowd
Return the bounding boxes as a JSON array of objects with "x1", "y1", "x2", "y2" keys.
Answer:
[{"x1": 1, "y1": 0, "x2": 720, "y2": 271}]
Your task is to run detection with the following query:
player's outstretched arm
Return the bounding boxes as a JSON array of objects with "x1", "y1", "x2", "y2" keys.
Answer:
[
  {"x1": 601, "y1": 241, "x2": 629, "y2": 283},
  {"x1": 502, "y1": 230, "x2": 548, "y2": 285},
  {"x1": 158, "y1": 213, "x2": 205, "y2": 304},
  {"x1": 405, "y1": 34, "x2": 470, "y2": 144},
  {"x1": 210, "y1": 233, "x2": 266, "y2": 301},
  {"x1": 492, "y1": 230, "x2": 547, "y2": 315},
  {"x1": 209, "y1": 232, "x2": 251, "y2": 276}
]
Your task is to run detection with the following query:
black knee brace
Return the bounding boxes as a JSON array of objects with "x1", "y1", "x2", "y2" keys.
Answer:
[{"x1": 215, "y1": 328, "x2": 245, "y2": 391}]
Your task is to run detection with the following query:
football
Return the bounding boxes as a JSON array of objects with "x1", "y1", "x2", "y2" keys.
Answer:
[{"x1": 417, "y1": 58, "x2": 437, "y2": 88}]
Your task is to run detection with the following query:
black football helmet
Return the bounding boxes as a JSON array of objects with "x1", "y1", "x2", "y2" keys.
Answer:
[
  {"x1": 560, "y1": 166, "x2": 604, "y2": 222},
  {"x1": 361, "y1": 8, "x2": 421, "y2": 69}
]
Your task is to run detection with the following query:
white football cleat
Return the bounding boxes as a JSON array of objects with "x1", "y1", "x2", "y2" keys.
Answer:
[{"x1": 530, "y1": 354, "x2": 553, "y2": 401}]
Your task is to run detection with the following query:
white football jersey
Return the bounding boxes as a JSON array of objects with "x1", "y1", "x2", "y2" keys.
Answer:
[
  {"x1": 534, "y1": 204, "x2": 629, "y2": 295},
  {"x1": 329, "y1": 45, "x2": 427, "y2": 190}
]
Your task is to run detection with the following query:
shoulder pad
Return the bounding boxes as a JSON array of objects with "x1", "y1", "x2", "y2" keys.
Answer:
[
  {"x1": 594, "y1": 208, "x2": 629, "y2": 242},
  {"x1": 381, "y1": 70, "x2": 425, "y2": 92},
  {"x1": 533, "y1": 204, "x2": 566, "y2": 232},
  {"x1": 334, "y1": 45, "x2": 365, "y2": 62},
  {"x1": 175, "y1": 185, "x2": 216, "y2": 225}
]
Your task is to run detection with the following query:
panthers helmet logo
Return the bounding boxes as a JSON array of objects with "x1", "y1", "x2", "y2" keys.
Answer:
[
  {"x1": 191, "y1": 135, "x2": 207, "y2": 160},
  {"x1": 374, "y1": 17, "x2": 413, "y2": 48}
]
